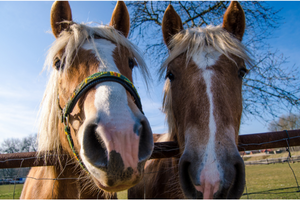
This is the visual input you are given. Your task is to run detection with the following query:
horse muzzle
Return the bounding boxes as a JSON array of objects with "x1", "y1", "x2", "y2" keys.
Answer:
[
  {"x1": 81, "y1": 115, "x2": 153, "y2": 192},
  {"x1": 179, "y1": 148, "x2": 245, "y2": 199}
]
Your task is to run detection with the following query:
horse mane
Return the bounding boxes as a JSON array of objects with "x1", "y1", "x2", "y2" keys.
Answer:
[
  {"x1": 38, "y1": 22, "x2": 150, "y2": 155},
  {"x1": 161, "y1": 80, "x2": 177, "y2": 142},
  {"x1": 161, "y1": 25, "x2": 253, "y2": 142}
]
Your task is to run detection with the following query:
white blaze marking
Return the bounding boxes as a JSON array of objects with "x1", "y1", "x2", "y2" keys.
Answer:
[
  {"x1": 82, "y1": 39, "x2": 120, "y2": 72},
  {"x1": 192, "y1": 47, "x2": 221, "y2": 184},
  {"x1": 80, "y1": 39, "x2": 137, "y2": 174},
  {"x1": 81, "y1": 39, "x2": 133, "y2": 131}
]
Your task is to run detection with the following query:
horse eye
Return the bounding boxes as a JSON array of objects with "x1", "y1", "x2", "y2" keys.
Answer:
[
  {"x1": 238, "y1": 68, "x2": 248, "y2": 79},
  {"x1": 166, "y1": 71, "x2": 175, "y2": 82},
  {"x1": 54, "y1": 58, "x2": 64, "y2": 70},
  {"x1": 128, "y1": 58, "x2": 135, "y2": 70},
  {"x1": 54, "y1": 59, "x2": 61, "y2": 70}
]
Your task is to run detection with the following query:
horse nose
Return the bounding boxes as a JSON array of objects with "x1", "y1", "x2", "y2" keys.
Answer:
[
  {"x1": 82, "y1": 116, "x2": 153, "y2": 170},
  {"x1": 205, "y1": 152, "x2": 245, "y2": 198},
  {"x1": 194, "y1": 177, "x2": 220, "y2": 199},
  {"x1": 179, "y1": 150, "x2": 245, "y2": 198},
  {"x1": 82, "y1": 124, "x2": 108, "y2": 169},
  {"x1": 179, "y1": 154, "x2": 220, "y2": 199},
  {"x1": 222, "y1": 153, "x2": 245, "y2": 198},
  {"x1": 137, "y1": 116, "x2": 153, "y2": 162}
]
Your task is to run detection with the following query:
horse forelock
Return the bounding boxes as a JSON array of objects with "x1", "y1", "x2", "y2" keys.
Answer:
[
  {"x1": 44, "y1": 22, "x2": 149, "y2": 84},
  {"x1": 159, "y1": 25, "x2": 253, "y2": 79},
  {"x1": 38, "y1": 22, "x2": 150, "y2": 155}
]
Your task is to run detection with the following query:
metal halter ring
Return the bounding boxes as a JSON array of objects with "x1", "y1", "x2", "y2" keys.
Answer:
[{"x1": 57, "y1": 71, "x2": 143, "y2": 172}]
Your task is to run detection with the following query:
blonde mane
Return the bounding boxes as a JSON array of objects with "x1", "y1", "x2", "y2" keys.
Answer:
[
  {"x1": 161, "y1": 25, "x2": 253, "y2": 141},
  {"x1": 38, "y1": 22, "x2": 150, "y2": 155}
]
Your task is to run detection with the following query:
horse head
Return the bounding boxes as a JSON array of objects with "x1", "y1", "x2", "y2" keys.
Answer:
[
  {"x1": 39, "y1": 1, "x2": 153, "y2": 192},
  {"x1": 161, "y1": 1, "x2": 251, "y2": 198}
]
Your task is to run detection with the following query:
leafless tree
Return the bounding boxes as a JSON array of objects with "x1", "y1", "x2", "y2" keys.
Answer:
[
  {"x1": 0, "y1": 134, "x2": 37, "y2": 179},
  {"x1": 0, "y1": 134, "x2": 37, "y2": 154},
  {"x1": 20, "y1": 134, "x2": 37, "y2": 152},
  {"x1": 268, "y1": 114, "x2": 300, "y2": 132},
  {"x1": 126, "y1": 1, "x2": 300, "y2": 122},
  {"x1": 268, "y1": 114, "x2": 300, "y2": 151}
]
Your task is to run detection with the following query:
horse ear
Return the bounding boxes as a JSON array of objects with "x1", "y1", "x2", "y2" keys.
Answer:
[
  {"x1": 162, "y1": 4, "x2": 183, "y2": 47},
  {"x1": 109, "y1": 1, "x2": 130, "y2": 38},
  {"x1": 50, "y1": 1, "x2": 72, "y2": 38},
  {"x1": 222, "y1": 1, "x2": 245, "y2": 41}
]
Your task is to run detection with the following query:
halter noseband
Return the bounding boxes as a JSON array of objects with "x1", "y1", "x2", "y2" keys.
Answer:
[{"x1": 58, "y1": 71, "x2": 143, "y2": 172}]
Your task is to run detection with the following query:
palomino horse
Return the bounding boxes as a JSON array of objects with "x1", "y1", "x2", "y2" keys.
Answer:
[
  {"x1": 129, "y1": 1, "x2": 253, "y2": 199},
  {"x1": 21, "y1": 1, "x2": 153, "y2": 199}
]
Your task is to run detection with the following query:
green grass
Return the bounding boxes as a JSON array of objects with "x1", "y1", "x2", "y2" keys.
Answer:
[
  {"x1": 0, "y1": 183, "x2": 128, "y2": 199},
  {"x1": 241, "y1": 162, "x2": 300, "y2": 199},
  {"x1": 0, "y1": 184, "x2": 23, "y2": 199},
  {"x1": 1, "y1": 163, "x2": 299, "y2": 199},
  {"x1": 117, "y1": 162, "x2": 300, "y2": 199}
]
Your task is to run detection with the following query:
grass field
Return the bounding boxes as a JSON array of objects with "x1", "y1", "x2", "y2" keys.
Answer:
[
  {"x1": 241, "y1": 162, "x2": 300, "y2": 199},
  {"x1": 0, "y1": 184, "x2": 23, "y2": 199},
  {"x1": 1, "y1": 162, "x2": 299, "y2": 199}
]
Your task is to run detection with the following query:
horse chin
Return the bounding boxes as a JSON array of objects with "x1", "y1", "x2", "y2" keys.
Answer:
[
  {"x1": 82, "y1": 151, "x2": 144, "y2": 192},
  {"x1": 92, "y1": 177, "x2": 136, "y2": 192},
  {"x1": 89, "y1": 162, "x2": 144, "y2": 192}
]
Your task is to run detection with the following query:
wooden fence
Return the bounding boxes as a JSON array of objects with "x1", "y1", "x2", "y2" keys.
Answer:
[{"x1": 0, "y1": 129, "x2": 299, "y2": 169}]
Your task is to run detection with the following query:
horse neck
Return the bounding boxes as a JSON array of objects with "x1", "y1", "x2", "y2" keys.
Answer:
[{"x1": 154, "y1": 158, "x2": 183, "y2": 198}]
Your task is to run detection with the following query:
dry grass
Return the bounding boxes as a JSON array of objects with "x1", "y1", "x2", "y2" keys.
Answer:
[
  {"x1": 117, "y1": 190, "x2": 128, "y2": 199},
  {"x1": 242, "y1": 151, "x2": 300, "y2": 162}
]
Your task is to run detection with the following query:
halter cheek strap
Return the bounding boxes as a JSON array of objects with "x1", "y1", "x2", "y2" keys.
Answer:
[{"x1": 58, "y1": 71, "x2": 143, "y2": 172}]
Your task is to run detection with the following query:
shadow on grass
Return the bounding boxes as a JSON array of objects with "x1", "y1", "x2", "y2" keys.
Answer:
[{"x1": 242, "y1": 186, "x2": 300, "y2": 195}]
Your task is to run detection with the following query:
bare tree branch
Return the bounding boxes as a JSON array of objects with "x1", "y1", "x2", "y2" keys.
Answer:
[{"x1": 126, "y1": 1, "x2": 300, "y2": 122}]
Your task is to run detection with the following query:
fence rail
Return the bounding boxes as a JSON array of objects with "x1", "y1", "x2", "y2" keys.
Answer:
[{"x1": 0, "y1": 129, "x2": 299, "y2": 169}]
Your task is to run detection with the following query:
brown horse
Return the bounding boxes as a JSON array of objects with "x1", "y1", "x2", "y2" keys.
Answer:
[
  {"x1": 21, "y1": 1, "x2": 153, "y2": 199},
  {"x1": 129, "y1": 1, "x2": 253, "y2": 199}
]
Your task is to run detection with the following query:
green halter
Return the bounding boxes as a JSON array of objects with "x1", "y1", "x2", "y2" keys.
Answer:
[{"x1": 58, "y1": 71, "x2": 143, "y2": 172}]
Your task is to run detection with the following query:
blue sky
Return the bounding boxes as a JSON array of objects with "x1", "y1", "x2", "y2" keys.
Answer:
[{"x1": 0, "y1": 1, "x2": 299, "y2": 143}]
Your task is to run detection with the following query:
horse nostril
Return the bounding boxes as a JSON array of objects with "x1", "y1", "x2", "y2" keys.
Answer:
[
  {"x1": 83, "y1": 124, "x2": 108, "y2": 169},
  {"x1": 220, "y1": 154, "x2": 245, "y2": 198},
  {"x1": 179, "y1": 158, "x2": 201, "y2": 198},
  {"x1": 138, "y1": 118, "x2": 153, "y2": 162},
  {"x1": 179, "y1": 159, "x2": 192, "y2": 188},
  {"x1": 227, "y1": 156, "x2": 245, "y2": 198}
]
